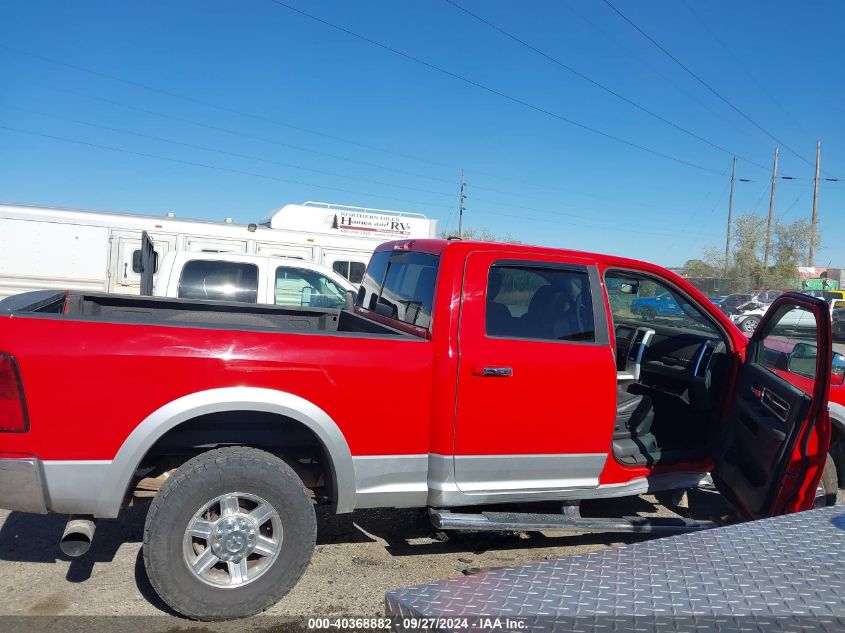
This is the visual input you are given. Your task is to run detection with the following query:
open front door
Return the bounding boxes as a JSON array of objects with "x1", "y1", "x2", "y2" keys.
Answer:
[{"x1": 714, "y1": 293, "x2": 833, "y2": 519}]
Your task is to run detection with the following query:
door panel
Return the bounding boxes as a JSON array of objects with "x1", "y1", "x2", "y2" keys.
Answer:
[
  {"x1": 453, "y1": 252, "x2": 616, "y2": 494},
  {"x1": 109, "y1": 231, "x2": 176, "y2": 293},
  {"x1": 714, "y1": 294, "x2": 832, "y2": 518}
]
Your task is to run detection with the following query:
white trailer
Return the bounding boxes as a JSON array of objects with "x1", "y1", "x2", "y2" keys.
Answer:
[{"x1": 0, "y1": 201, "x2": 438, "y2": 300}]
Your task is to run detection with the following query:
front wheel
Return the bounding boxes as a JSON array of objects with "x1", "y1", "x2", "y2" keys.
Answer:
[
  {"x1": 143, "y1": 446, "x2": 317, "y2": 620},
  {"x1": 739, "y1": 316, "x2": 760, "y2": 334}
]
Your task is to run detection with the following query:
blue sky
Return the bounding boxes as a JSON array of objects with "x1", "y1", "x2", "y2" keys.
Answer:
[{"x1": 1, "y1": 0, "x2": 842, "y2": 266}]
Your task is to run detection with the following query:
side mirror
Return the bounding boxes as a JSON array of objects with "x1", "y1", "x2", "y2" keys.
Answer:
[
  {"x1": 787, "y1": 342, "x2": 817, "y2": 379},
  {"x1": 301, "y1": 286, "x2": 313, "y2": 306},
  {"x1": 620, "y1": 282, "x2": 639, "y2": 295},
  {"x1": 344, "y1": 289, "x2": 356, "y2": 311},
  {"x1": 833, "y1": 352, "x2": 845, "y2": 387}
]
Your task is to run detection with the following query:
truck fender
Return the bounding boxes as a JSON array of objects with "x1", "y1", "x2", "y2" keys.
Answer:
[
  {"x1": 830, "y1": 402, "x2": 845, "y2": 438},
  {"x1": 94, "y1": 387, "x2": 356, "y2": 517}
]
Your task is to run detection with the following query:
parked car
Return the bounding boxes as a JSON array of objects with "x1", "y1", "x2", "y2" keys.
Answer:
[
  {"x1": 834, "y1": 307, "x2": 845, "y2": 341},
  {"x1": 732, "y1": 297, "x2": 845, "y2": 335},
  {"x1": 630, "y1": 291, "x2": 684, "y2": 319},
  {"x1": 152, "y1": 251, "x2": 356, "y2": 308},
  {"x1": 0, "y1": 239, "x2": 838, "y2": 620},
  {"x1": 717, "y1": 293, "x2": 754, "y2": 315}
]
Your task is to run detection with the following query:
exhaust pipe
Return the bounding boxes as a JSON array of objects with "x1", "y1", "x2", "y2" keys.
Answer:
[{"x1": 60, "y1": 516, "x2": 96, "y2": 557}]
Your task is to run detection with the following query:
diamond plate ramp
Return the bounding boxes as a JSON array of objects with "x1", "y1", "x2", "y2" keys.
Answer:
[{"x1": 385, "y1": 506, "x2": 845, "y2": 632}]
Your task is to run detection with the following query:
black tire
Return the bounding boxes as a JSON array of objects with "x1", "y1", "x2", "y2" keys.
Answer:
[
  {"x1": 642, "y1": 307, "x2": 656, "y2": 321},
  {"x1": 821, "y1": 453, "x2": 838, "y2": 507},
  {"x1": 739, "y1": 316, "x2": 760, "y2": 334},
  {"x1": 830, "y1": 439, "x2": 845, "y2": 488},
  {"x1": 143, "y1": 446, "x2": 317, "y2": 620}
]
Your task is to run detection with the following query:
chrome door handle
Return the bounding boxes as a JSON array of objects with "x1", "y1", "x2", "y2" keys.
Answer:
[{"x1": 474, "y1": 366, "x2": 513, "y2": 377}]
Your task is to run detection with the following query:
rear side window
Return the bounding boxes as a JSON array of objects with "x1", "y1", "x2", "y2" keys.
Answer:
[
  {"x1": 486, "y1": 265, "x2": 595, "y2": 342},
  {"x1": 332, "y1": 260, "x2": 366, "y2": 284},
  {"x1": 178, "y1": 260, "x2": 259, "y2": 303},
  {"x1": 356, "y1": 251, "x2": 439, "y2": 330}
]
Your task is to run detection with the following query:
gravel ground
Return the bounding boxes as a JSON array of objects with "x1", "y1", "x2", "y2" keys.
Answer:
[{"x1": 0, "y1": 488, "x2": 836, "y2": 631}]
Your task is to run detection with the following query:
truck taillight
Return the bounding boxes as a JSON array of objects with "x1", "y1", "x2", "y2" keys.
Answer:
[{"x1": 0, "y1": 354, "x2": 28, "y2": 433}]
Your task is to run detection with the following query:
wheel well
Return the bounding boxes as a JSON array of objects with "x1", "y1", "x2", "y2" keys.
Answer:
[{"x1": 132, "y1": 410, "x2": 337, "y2": 506}]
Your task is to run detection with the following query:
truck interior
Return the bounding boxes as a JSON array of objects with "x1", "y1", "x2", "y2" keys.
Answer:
[{"x1": 605, "y1": 271, "x2": 732, "y2": 468}]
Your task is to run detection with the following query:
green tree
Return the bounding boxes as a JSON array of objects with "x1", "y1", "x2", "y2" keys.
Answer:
[
  {"x1": 682, "y1": 259, "x2": 715, "y2": 278},
  {"x1": 697, "y1": 213, "x2": 820, "y2": 291},
  {"x1": 437, "y1": 226, "x2": 521, "y2": 243}
]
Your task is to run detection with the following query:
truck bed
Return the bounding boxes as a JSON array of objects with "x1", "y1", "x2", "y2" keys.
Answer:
[
  {"x1": 386, "y1": 505, "x2": 845, "y2": 631},
  {"x1": 1, "y1": 290, "x2": 407, "y2": 337}
]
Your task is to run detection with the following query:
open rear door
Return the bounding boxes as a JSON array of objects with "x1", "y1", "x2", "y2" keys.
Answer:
[
  {"x1": 139, "y1": 230, "x2": 156, "y2": 296},
  {"x1": 714, "y1": 292, "x2": 833, "y2": 519}
]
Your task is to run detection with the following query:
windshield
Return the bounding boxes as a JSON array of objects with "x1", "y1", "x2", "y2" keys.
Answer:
[{"x1": 356, "y1": 250, "x2": 439, "y2": 330}]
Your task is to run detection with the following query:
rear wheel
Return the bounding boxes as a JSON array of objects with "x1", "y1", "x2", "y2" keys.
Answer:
[
  {"x1": 143, "y1": 446, "x2": 317, "y2": 620},
  {"x1": 641, "y1": 306, "x2": 657, "y2": 321}
]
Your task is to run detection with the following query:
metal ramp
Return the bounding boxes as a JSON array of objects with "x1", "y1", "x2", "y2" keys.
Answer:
[{"x1": 386, "y1": 505, "x2": 845, "y2": 632}]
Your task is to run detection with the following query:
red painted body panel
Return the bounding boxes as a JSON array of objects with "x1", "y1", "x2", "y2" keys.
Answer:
[
  {"x1": 0, "y1": 318, "x2": 434, "y2": 459},
  {"x1": 453, "y1": 250, "x2": 617, "y2": 458},
  {"x1": 0, "y1": 238, "x2": 830, "y2": 516}
]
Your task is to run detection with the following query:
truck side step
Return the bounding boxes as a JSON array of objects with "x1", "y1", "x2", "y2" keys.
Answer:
[{"x1": 429, "y1": 508, "x2": 717, "y2": 534}]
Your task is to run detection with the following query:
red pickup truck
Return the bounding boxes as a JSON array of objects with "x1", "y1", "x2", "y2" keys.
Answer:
[{"x1": 0, "y1": 239, "x2": 839, "y2": 620}]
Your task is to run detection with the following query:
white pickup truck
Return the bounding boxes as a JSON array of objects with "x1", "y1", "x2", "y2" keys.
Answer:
[{"x1": 152, "y1": 251, "x2": 357, "y2": 308}]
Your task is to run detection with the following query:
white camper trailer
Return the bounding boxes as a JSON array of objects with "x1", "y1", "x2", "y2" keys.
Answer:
[{"x1": 0, "y1": 201, "x2": 438, "y2": 300}]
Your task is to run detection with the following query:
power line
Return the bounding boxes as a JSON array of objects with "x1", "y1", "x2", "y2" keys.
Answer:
[
  {"x1": 443, "y1": 0, "x2": 768, "y2": 171},
  {"x1": 8, "y1": 46, "x2": 718, "y2": 213},
  {"x1": 31, "y1": 83, "x2": 684, "y2": 215},
  {"x1": 680, "y1": 0, "x2": 811, "y2": 141},
  {"x1": 599, "y1": 0, "x2": 818, "y2": 171},
  {"x1": 0, "y1": 123, "x2": 729, "y2": 245},
  {"x1": 264, "y1": 0, "x2": 725, "y2": 175},
  {"x1": 0, "y1": 124, "x2": 452, "y2": 210},
  {"x1": 0, "y1": 44, "x2": 454, "y2": 172},
  {"x1": 0, "y1": 103, "x2": 458, "y2": 199},
  {"x1": 558, "y1": 0, "x2": 761, "y2": 146}
]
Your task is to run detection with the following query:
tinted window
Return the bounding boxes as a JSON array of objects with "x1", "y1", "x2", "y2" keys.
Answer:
[
  {"x1": 758, "y1": 305, "x2": 819, "y2": 382},
  {"x1": 332, "y1": 260, "x2": 366, "y2": 284},
  {"x1": 131, "y1": 249, "x2": 159, "y2": 274},
  {"x1": 178, "y1": 260, "x2": 258, "y2": 303},
  {"x1": 275, "y1": 267, "x2": 346, "y2": 308},
  {"x1": 356, "y1": 251, "x2": 439, "y2": 330},
  {"x1": 486, "y1": 265, "x2": 595, "y2": 342}
]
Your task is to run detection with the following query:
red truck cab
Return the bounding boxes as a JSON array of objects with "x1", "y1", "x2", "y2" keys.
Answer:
[{"x1": 0, "y1": 238, "x2": 835, "y2": 620}]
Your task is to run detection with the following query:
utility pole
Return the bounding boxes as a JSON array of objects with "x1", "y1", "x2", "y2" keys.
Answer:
[
  {"x1": 458, "y1": 169, "x2": 466, "y2": 238},
  {"x1": 763, "y1": 147, "x2": 779, "y2": 272},
  {"x1": 724, "y1": 156, "x2": 736, "y2": 277},
  {"x1": 808, "y1": 141, "x2": 821, "y2": 266}
]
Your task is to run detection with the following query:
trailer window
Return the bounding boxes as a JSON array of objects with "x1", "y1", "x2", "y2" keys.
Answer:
[
  {"x1": 332, "y1": 260, "x2": 366, "y2": 284},
  {"x1": 178, "y1": 260, "x2": 259, "y2": 303},
  {"x1": 356, "y1": 251, "x2": 439, "y2": 330}
]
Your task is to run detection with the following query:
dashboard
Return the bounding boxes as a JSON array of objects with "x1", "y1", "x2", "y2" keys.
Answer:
[
  {"x1": 615, "y1": 322, "x2": 727, "y2": 408},
  {"x1": 615, "y1": 325, "x2": 654, "y2": 380}
]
